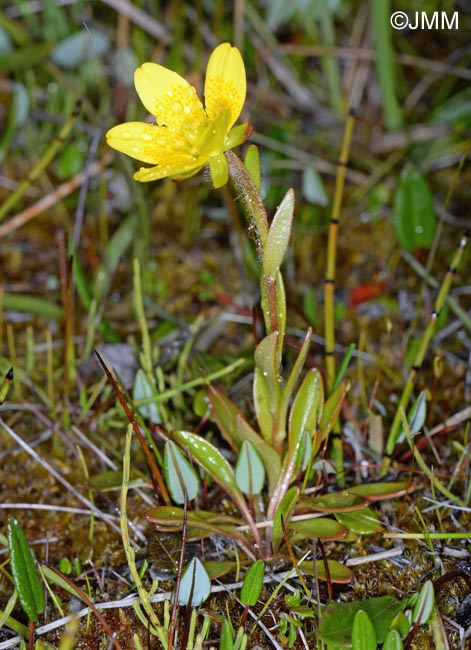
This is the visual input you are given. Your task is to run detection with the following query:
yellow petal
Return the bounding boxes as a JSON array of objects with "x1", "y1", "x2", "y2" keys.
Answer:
[
  {"x1": 204, "y1": 43, "x2": 246, "y2": 129},
  {"x1": 106, "y1": 122, "x2": 189, "y2": 164},
  {"x1": 134, "y1": 63, "x2": 206, "y2": 129},
  {"x1": 134, "y1": 159, "x2": 206, "y2": 183}
]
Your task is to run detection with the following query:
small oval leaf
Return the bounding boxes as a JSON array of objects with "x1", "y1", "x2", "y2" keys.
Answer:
[
  {"x1": 50, "y1": 29, "x2": 109, "y2": 69},
  {"x1": 393, "y1": 166, "x2": 437, "y2": 251},
  {"x1": 177, "y1": 558, "x2": 211, "y2": 607},
  {"x1": 235, "y1": 440, "x2": 265, "y2": 495},
  {"x1": 352, "y1": 609, "x2": 377, "y2": 650},
  {"x1": 164, "y1": 440, "x2": 200, "y2": 504}
]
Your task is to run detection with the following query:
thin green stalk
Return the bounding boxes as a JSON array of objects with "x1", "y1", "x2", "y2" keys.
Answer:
[
  {"x1": 0, "y1": 101, "x2": 82, "y2": 222},
  {"x1": 323, "y1": 109, "x2": 355, "y2": 483},
  {"x1": 120, "y1": 424, "x2": 168, "y2": 646},
  {"x1": 316, "y1": 0, "x2": 344, "y2": 115},
  {"x1": 385, "y1": 231, "x2": 469, "y2": 455},
  {"x1": 133, "y1": 257, "x2": 154, "y2": 379},
  {"x1": 371, "y1": 0, "x2": 403, "y2": 130}
]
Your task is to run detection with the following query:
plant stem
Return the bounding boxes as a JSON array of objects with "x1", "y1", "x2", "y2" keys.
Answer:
[
  {"x1": 385, "y1": 231, "x2": 469, "y2": 455},
  {"x1": 323, "y1": 109, "x2": 355, "y2": 483}
]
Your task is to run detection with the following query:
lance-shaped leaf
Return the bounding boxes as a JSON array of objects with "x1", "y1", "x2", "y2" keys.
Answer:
[
  {"x1": 145, "y1": 506, "x2": 249, "y2": 546},
  {"x1": 288, "y1": 368, "x2": 324, "y2": 450},
  {"x1": 412, "y1": 580, "x2": 434, "y2": 625},
  {"x1": 235, "y1": 441, "x2": 265, "y2": 495},
  {"x1": 164, "y1": 440, "x2": 200, "y2": 504},
  {"x1": 208, "y1": 386, "x2": 281, "y2": 495},
  {"x1": 393, "y1": 166, "x2": 436, "y2": 252},
  {"x1": 319, "y1": 381, "x2": 346, "y2": 438},
  {"x1": 396, "y1": 390, "x2": 427, "y2": 443},
  {"x1": 335, "y1": 507, "x2": 382, "y2": 535},
  {"x1": 349, "y1": 481, "x2": 414, "y2": 501},
  {"x1": 296, "y1": 492, "x2": 370, "y2": 513},
  {"x1": 288, "y1": 516, "x2": 349, "y2": 541},
  {"x1": 7, "y1": 516, "x2": 45, "y2": 622},
  {"x1": 170, "y1": 430, "x2": 253, "y2": 529},
  {"x1": 263, "y1": 188, "x2": 295, "y2": 279},
  {"x1": 278, "y1": 328, "x2": 312, "y2": 434},
  {"x1": 240, "y1": 559, "x2": 265, "y2": 606},
  {"x1": 253, "y1": 331, "x2": 281, "y2": 442},
  {"x1": 272, "y1": 486, "x2": 299, "y2": 553},
  {"x1": 383, "y1": 629, "x2": 404, "y2": 650},
  {"x1": 304, "y1": 559, "x2": 354, "y2": 583}
]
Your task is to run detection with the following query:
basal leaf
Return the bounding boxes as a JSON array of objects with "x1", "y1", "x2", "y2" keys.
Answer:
[
  {"x1": 7, "y1": 516, "x2": 45, "y2": 622},
  {"x1": 393, "y1": 166, "x2": 437, "y2": 251},
  {"x1": 177, "y1": 558, "x2": 211, "y2": 606},
  {"x1": 240, "y1": 559, "x2": 265, "y2": 606},
  {"x1": 164, "y1": 440, "x2": 200, "y2": 504}
]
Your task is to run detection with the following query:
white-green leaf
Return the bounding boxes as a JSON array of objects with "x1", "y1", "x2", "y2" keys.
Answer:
[
  {"x1": 133, "y1": 369, "x2": 161, "y2": 424},
  {"x1": 412, "y1": 580, "x2": 434, "y2": 625},
  {"x1": 302, "y1": 166, "x2": 328, "y2": 206},
  {"x1": 177, "y1": 558, "x2": 211, "y2": 606},
  {"x1": 235, "y1": 441, "x2": 265, "y2": 495},
  {"x1": 164, "y1": 441, "x2": 200, "y2": 504},
  {"x1": 263, "y1": 188, "x2": 295, "y2": 278},
  {"x1": 50, "y1": 29, "x2": 109, "y2": 69}
]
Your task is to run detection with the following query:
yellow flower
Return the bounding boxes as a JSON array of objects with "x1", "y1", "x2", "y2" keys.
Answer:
[{"x1": 106, "y1": 43, "x2": 250, "y2": 189}]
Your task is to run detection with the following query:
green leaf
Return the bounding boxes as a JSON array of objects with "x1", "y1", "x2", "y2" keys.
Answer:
[
  {"x1": 302, "y1": 166, "x2": 328, "y2": 206},
  {"x1": 305, "y1": 559, "x2": 354, "y2": 584},
  {"x1": 288, "y1": 368, "x2": 324, "y2": 449},
  {"x1": 167, "y1": 431, "x2": 251, "y2": 524},
  {"x1": 298, "y1": 492, "x2": 370, "y2": 513},
  {"x1": 164, "y1": 440, "x2": 200, "y2": 504},
  {"x1": 235, "y1": 441, "x2": 265, "y2": 495},
  {"x1": 393, "y1": 166, "x2": 437, "y2": 251},
  {"x1": 263, "y1": 188, "x2": 295, "y2": 278},
  {"x1": 335, "y1": 507, "x2": 382, "y2": 535},
  {"x1": 272, "y1": 486, "x2": 299, "y2": 553},
  {"x1": 389, "y1": 611, "x2": 410, "y2": 637},
  {"x1": 133, "y1": 369, "x2": 161, "y2": 423},
  {"x1": 349, "y1": 481, "x2": 412, "y2": 501},
  {"x1": 397, "y1": 390, "x2": 427, "y2": 443},
  {"x1": 50, "y1": 29, "x2": 109, "y2": 69},
  {"x1": 253, "y1": 331, "x2": 281, "y2": 442},
  {"x1": 220, "y1": 618, "x2": 234, "y2": 650},
  {"x1": 208, "y1": 385, "x2": 281, "y2": 495},
  {"x1": 7, "y1": 516, "x2": 45, "y2": 622},
  {"x1": 412, "y1": 580, "x2": 434, "y2": 625},
  {"x1": 383, "y1": 629, "x2": 404, "y2": 650},
  {"x1": 177, "y1": 558, "x2": 211, "y2": 606},
  {"x1": 319, "y1": 596, "x2": 406, "y2": 646},
  {"x1": 0, "y1": 42, "x2": 54, "y2": 74},
  {"x1": 352, "y1": 609, "x2": 377, "y2": 650},
  {"x1": 288, "y1": 516, "x2": 349, "y2": 541},
  {"x1": 240, "y1": 559, "x2": 265, "y2": 606},
  {"x1": 319, "y1": 381, "x2": 346, "y2": 437},
  {"x1": 244, "y1": 145, "x2": 261, "y2": 190}
]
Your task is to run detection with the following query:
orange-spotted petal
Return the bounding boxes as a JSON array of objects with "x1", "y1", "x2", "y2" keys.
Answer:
[
  {"x1": 134, "y1": 63, "x2": 206, "y2": 129},
  {"x1": 204, "y1": 43, "x2": 246, "y2": 128},
  {"x1": 106, "y1": 122, "x2": 189, "y2": 164}
]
